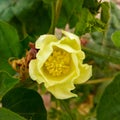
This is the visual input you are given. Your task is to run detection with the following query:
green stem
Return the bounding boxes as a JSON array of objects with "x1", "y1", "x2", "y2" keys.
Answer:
[
  {"x1": 85, "y1": 77, "x2": 113, "y2": 84},
  {"x1": 48, "y1": 0, "x2": 63, "y2": 34},
  {"x1": 82, "y1": 44, "x2": 120, "y2": 64},
  {"x1": 48, "y1": 1, "x2": 56, "y2": 34},
  {"x1": 55, "y1": 0, "x2": 63, "y2": 24}
]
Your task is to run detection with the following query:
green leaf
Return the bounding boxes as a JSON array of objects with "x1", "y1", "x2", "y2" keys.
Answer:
[
  {"x1": 75, "y1": 8, "x2": 89, "y2": 35},
  {"x1": 97, "y1": 73, "x2": 120, "y2": 120},
  {"x1": 75, "y1": 7, "x2": 106, "y2": 36},
  {"x1": 10, "y1": 0, "x2": 51, "y2": 35},
  {"x1": 101, "y1": 2, "x2": 110, "y2": 24},
  {"x1": 0, "y1": 0, "x2": 14, "y2": 21},
  {"x1": 91, "y1": 18, "x2": 105, "y2": 32},
  {"x1": 68, "y1": 0, "x2": 84, "y2": 28},
  {"x1": 10, "y1": 0, "x2": 35, "y2": 16},
  {"x1": 83, "y1": 0, "x2": 100, "y2": 14},
  {"x1": 62, "y1": 0, "x2": 83, "y2": 16},
  {"x1": 111, "y1": 2, "x2": 120, "y2": 20},
  {"x1": 0, "y1": 21, "x2": 22, "y2": 74},
  {"x1": 56, "y1": 8, "x2": 67, "y2": 28},
  {"x1": 111, "y1": 30, "x2": 120, "y2": 47},
  {"x1": 0, "y1": 71, "x2": 19, "y2": 100},
  {"x1": 0, "y1": 0, "x2": 51, "y2": 35},
  {"x1": 0, "y1": 20, "x2": 22, "y2": 58},
  {"x1": 0, "y1": 108, "x2": 26, "y2": 120},
  {"x1": 73, "y1": 1, "x2": 109, "y2": 35},
  {"x1": 57, "y1": 0, "x2": 83, "y2": 28},
  {"x1": 2, "y1": 87, "x2": 47, "y2": 120},
  {"x1": 83, "y1": 41, "x2": 120, "y2": 64}
]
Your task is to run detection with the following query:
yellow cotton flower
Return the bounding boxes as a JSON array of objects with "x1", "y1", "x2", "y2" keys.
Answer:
[{"x1": 29, "y1": 31, "x2": 92, "y2": 99}]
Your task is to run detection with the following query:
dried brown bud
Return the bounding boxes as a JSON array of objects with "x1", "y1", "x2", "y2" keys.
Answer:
[{"x1": 9, "y1": 42, "x2": 38, "y2": 81}]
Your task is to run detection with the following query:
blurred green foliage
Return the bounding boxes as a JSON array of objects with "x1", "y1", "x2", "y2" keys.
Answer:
[{"x1": 0, "y1": 0, "x2": 120, "y2": 120}]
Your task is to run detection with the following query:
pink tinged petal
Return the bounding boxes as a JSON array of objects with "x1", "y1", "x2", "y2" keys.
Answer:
[
  {"x1": 35, "y1": 35, "x2": 58, "y2": 49},
  {"x1": 62, "y1": 30, "x2": 81, "y2": 48},
  {"x1": 29, "y1": 59, "x2": 44, "y2": 84},
  {"x1": 74, "y1": 64, "x2": 92, "y2": 84}
]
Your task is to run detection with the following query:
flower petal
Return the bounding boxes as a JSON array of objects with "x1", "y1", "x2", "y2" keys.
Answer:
[
  {"x1": 47, "y1": 85, "x2": 77, "y2": 99},
  {"x1": 36, "y1": 46, "x2": 53, "y2": 68},
  {"x1": 35, "y1": 35, "x2": 58, "y2": 49},
  {"x1": 29, "y1": 59, "x2": 44, "y2": 84},
  {"x1": 55, "y1": 43, "x2": 84, "y2": 55},
  {"x1": 59, "y1": 37, "x2": 80, "y2": 50},
  {"x1": 40, "y1": 67, "x2": 75, "y2": 87},
  {"x1": 62, "y1": 30, "x2": 80, "y2": 48},
  {"x1": 74, "y1": 64, "x2": 92, "y2": 84},
  {"x1": 47, "y1": 73, "x2": 77, "y2": 99}
]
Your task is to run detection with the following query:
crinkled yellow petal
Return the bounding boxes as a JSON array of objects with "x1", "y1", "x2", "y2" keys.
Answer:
[
  {"x1": 76, "y1": 51, "x2": 85, "y2": 60},
  {"x1": 35, "y1": 35, "x2": 58, "y2": 49},
  {"x1": 74, "y1": 64, "x2": 92, "y2": 84},
  {"x1": 59, "y1": 37, "x2": 80, "y2": 50},
  {"x1": 71, "y1": 54, "x2": 80, "y2": 77},
  {"x1": 29, "y1": 59, "x2": 44, "y2": 84},
  {"x1": 54, "y1": 43, "x2": 84, "y2": 56},
  {"x1": 47, "y1": 72, "x2": 77, "y2": 99},
  {"x1": 62, "y1": 30, "x2": 80, "y2": 48}
]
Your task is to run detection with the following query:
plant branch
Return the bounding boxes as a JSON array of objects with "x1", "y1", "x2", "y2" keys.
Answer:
[
  {"x1": 48, "y1": 0, "x2": 63, "y2": 34},
  {"x1": 48, "y1": 1, "x2": 56, "y2": 34},
  {"x1": 82, "y1": 43, "x2": 120, "y2": 64},
  {"x1": 85, "y1": 77, "x2": 113, "y2": 84},
  {"x1": 55, "y1": 0, "x2": 63, "y2": 24}
]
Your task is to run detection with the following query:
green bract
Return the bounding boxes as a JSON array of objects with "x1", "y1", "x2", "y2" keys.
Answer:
[{"x1": 29, "y1": 31, "x2": 92, "y2": 99}]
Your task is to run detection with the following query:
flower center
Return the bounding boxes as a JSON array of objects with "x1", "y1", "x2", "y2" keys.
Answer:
[{"x1": 44, "y1": 47, "x2": 71, "y2": 77}]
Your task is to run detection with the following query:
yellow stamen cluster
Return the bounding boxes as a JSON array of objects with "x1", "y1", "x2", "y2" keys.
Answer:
[{"x1": 44, "y1": 47, "x2": 71, "y2": 77}]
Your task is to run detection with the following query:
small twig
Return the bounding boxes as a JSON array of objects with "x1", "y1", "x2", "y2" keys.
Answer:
[{"x1": 85, "y1": 77, "x2": 113, "y2": 84}]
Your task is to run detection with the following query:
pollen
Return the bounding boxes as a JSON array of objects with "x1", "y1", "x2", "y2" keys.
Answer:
[{"x1": 43, "y1": 47, "x2": 71, "y2": 77}]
